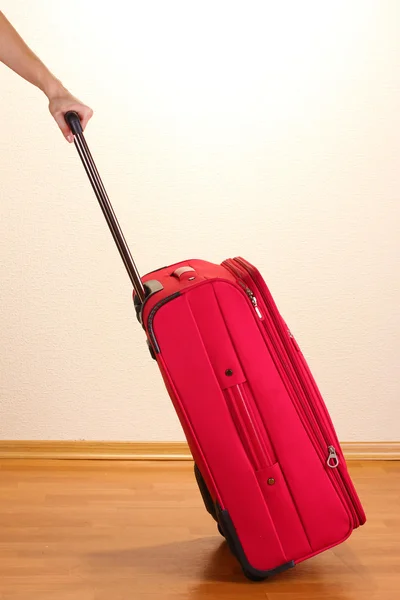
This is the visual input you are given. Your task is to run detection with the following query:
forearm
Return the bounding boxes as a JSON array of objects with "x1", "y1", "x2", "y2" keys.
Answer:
[
  {"x1": 0, "y1": 11, "x2": 63, "y2": 98},
  {"x1": 0, "y1": 11, "x2": 92, "y2": 139}
]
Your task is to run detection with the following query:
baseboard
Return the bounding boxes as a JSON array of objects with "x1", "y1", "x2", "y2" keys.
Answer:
[
  {"x1": 340, "y1": 442, "x2": 400, "y2": 461},
  {"x1": 0, "y1": 441, "x2": 192, "y2": 461},
  {"x1": 0, "y1": 440, "x2": 399, "y2": 461}
]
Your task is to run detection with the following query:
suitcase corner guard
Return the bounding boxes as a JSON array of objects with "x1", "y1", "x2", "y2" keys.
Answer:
[
  {"x1": 133, "y1": 279, "x2": 164, "y2": 325},
  {"x1": 215, "y1": 503, "x2": 295, "y2": 582}
]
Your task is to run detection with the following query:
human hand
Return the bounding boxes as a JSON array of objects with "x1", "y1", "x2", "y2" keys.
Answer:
[{"x1": 48, "y1": 87, "x2": 93, "y2": 142}]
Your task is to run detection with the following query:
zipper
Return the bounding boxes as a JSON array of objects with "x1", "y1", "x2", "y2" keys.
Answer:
[
  {"x1": 223, "y1": 258, "x2": 330, "y2": 458},
  {"x1": 325, "y1": 449, "x2": 363, "y2": 527},
  {"x1": 225, "y1": 383, "x2": 275, "y2": 471},
  {"x1": 294, "y1": 349, "x2": 342, "y2": 451},
  {"x1": 229, "y1": 257, "x2": 339, "y2": 451},
  {"x1": 289, "y1": 345, "x2": 363, "y2": 525},
  {"x1": 223, "y1": 257, "x2": 362, "y2": 526},
  {"x1": 228, "y1": 262, "x2": 265, "y2": 321},
  {"x1": 245, "y1": 288, "x2": 263, "y2": 320},
  {"x1": 234, "y1": 257, "x2": 363, "y2": 526}
]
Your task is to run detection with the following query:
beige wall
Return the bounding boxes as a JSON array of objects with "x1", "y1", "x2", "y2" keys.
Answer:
[{"x1": 0, "y1": 1, "x2": 399, "y2": 441}]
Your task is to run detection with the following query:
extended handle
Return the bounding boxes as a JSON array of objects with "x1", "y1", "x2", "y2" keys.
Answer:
[{"x1": 64, "y1": 111, "x2": 145, "y2": 303}]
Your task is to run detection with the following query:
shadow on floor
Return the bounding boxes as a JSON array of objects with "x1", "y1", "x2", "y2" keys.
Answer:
[
  {"x1": 87, "y1": 535, "x2": 373, "y2": 599},
  {"x1": 88, "y1": 536, "x2": 243, "y2": 582}
]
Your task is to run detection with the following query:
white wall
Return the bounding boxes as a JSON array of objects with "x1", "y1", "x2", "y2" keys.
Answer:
[{"x1": 0, "y1": 1, "x2": 399, "y2": 441}]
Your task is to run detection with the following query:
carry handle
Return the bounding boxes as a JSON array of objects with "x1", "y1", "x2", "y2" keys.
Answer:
[{"x1": 64, "y1": 111, "x2": 145, "y2": 303}]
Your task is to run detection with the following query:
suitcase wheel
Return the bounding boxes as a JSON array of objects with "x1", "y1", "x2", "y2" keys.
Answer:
[
  {"x1": 217, "y1": 522, "x2": 225, "y2": 538},
  {"x1": 193, "y1": 463, "x2": 218, "y2": 522}
]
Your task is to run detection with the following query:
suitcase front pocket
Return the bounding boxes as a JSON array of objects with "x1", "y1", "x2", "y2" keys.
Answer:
[{"x1": 224, "y1": 383, "x2": 275, "y2": 471}]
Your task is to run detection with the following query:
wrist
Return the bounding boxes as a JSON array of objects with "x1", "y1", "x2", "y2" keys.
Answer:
[{"x1": 39, "y1": 72, "x2": 66, "y2": 100}]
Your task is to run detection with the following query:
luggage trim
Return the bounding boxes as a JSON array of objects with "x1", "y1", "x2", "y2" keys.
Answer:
[
  {"x1": 147, "y1": 292, "x2": 181, "y2": 353},
  {"x1": 134, "y1": 279, "x2": 164, "y2": 325},
  {"x1": 215, "y1": 503, "x2": 295, "y2": 581}
]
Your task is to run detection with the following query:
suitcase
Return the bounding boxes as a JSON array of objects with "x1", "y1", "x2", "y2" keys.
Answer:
[{"x1": 65, "y1": 112, "x2": 366, "y2": 581}]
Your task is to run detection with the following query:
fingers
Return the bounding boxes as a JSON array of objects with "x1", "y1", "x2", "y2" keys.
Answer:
[
  {"x1": 49, "y1": 96, "x2": 93, "y2": 142},
  {"x1": 78, "y1": 106, "x2": 94, "y2": 132},
  {"x1": 53, "y1": 113, "x2": 74, "y2": 143}
]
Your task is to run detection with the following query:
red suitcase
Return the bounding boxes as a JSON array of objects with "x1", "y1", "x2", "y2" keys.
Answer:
[{"x1": 65, "y1": 112, "x2": 366, "y2": 580}]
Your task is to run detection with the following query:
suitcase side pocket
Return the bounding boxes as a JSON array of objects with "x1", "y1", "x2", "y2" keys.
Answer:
[
  {"x1": 225, "y1": 382, "x2": 312, "y2": 559},
  {"x1": 224, "y1": 383, "x2": 276, "y2": 471}
]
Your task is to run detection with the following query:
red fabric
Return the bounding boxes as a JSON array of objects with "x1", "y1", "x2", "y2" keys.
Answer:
[{"x1": 134, "y1": 257, "x2": 366, "y2": 572}]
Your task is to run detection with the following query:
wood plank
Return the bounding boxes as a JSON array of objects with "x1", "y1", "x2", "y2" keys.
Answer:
[{"x1": 0, "y1": 459, "x2": 398, "y2": 599}]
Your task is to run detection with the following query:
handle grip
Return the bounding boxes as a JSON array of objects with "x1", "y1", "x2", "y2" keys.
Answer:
[{"x1": 65, "y1": 111, "x2": 83, "y2": 135}]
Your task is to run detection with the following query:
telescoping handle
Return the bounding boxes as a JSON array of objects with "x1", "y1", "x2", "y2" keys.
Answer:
[{"x1": 64, "y1": 111, "x2": 145, "y2": 303}]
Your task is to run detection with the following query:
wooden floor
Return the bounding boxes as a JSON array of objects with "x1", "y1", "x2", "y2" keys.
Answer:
[{"x1": 0, "y1": 460, "x2": 399, "y2": 600}]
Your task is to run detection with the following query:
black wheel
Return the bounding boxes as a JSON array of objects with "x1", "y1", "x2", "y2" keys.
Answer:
[{"x1": 193, "y1": 463, "x2": 218, "y2": 522}]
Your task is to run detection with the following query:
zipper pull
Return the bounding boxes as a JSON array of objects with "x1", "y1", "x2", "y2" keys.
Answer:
[
  {"x1": 237, "y1": 280, "x2": 263, "y2": 319},
  {"x1": 327, "y1": 445, "x2": 339, "y2": 468},
  {"x1": 251, "y1": 296, "x2": 263, "y2": 320},
  {"x1": 246, "y1": 288, "x2": 263, "y2": 319}
]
